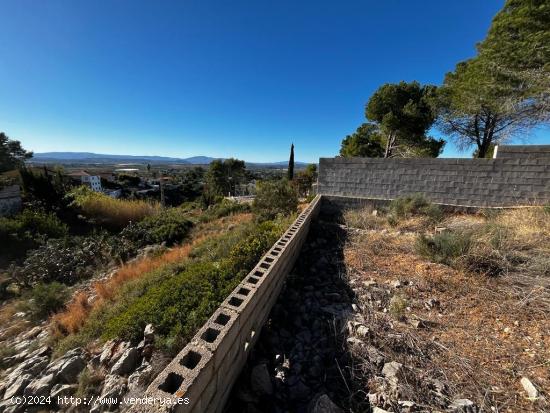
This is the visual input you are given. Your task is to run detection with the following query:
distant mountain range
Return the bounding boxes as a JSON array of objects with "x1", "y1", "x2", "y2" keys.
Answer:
[{"x1": 30, "y1": 152, "x2": 310, "y2": 168}]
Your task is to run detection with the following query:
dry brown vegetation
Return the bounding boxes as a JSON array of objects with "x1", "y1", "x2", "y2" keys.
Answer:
[
  {"x1": 69, "y1": 187, "x2": 160, "y2": 228},
  {"x1": 342, "y1": 206, "x2": 549, "y2": 412}
]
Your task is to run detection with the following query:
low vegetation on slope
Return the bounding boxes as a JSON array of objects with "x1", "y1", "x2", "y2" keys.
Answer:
[{"x1": 53, "y1": 215, "x2": 290, "y2": 355}]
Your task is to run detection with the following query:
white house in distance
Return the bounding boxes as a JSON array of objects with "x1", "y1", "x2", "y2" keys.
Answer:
[{"x1": 67, "y1": 171, "x2": 102, "y2": 192}]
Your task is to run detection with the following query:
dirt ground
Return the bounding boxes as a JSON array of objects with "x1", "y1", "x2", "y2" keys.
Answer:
[{"x1": 343, "y1": 227, "x2": 549, "y2": 412}]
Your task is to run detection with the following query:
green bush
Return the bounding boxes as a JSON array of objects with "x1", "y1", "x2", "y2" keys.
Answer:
[
  {"x1": 0, "y1": 209, "x2": 68, "y2": 260},
  {"x1": 31, "y1": 282, "x2": 68, "y2": 318},
  {"x1": 253, "y1": 179, "x2": 298, "y2": 221},
  {"x1": 102, "y1": 220, "x2": 282, "y2": 343},
  {"x1": 388, "y1": 194, "x2": 443, "y2": 223},
  {"x1": 13, "y1": 233, "x2": 134, "y2": 286},
  {"x1": 198, "y1": 199, "x2": 251, "y2": 223},
  {"x1": 121, "y1": 207, "x2": 193, "y2": 247},
  {"x1": 415, "y1": 231, "x2": 471, "y2": 265},
  {"x1": 389, "y1": 294, "x2": 408, "y2": 320}
]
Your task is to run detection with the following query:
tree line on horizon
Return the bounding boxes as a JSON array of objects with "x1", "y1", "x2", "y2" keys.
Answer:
[{"x1": 340, "y1": 0, "x2": 549, "y2": 159}]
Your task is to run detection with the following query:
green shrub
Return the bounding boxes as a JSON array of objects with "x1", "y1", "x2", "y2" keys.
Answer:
[
  {"x1": 198, "y1": 199, "x2": 251, "y2": 223},
  {"x1": 102, "y1": 220, "x2": 282, "y2": 342},
  {"x1": 31, "y1": 282, "x2": 68, "y2": 318},
  {"x1": 121, "y1": 208, "x2": 193, "y2": 247},
  {"x1": 253, "y1": 179, "x2": 298, "y2": 221},
  {"x1": 13, "y1": 233, "x2": 134, "y2": 286},
  {"x1": 389, "y1": 294, "x2": 408, "y2": 320},
  {"x1": 415, "y1": 231, "x2": 471, "y2": 265},
  {"x1": 388, "y1": 194, "x2": 443, "y2": 223},
  {"x1": 0, "y1": 209, "x2": 68, "y2": 261},
  {"x1": 14, "y1": 209, "x2": 68, "y2": 238}
]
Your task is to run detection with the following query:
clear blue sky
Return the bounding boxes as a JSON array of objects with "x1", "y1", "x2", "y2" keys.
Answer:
[{"x1": 0, "y1": 0, "x2": 548, "y2": 163}]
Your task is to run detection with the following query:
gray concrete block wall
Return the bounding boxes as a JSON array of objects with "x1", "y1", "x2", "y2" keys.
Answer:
[
  {"x1": 318, "y1": 157, "x2": 550, "y2": 207},
  {"x1": 129, "y1": 195, "x2": 322, "y2": 413},
  {"x1": 495, "y1": 145, "x2": 550, "y2": 159}
]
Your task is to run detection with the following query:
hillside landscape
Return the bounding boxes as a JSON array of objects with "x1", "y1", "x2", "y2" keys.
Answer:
[{"x1": 0, "y1": 0, "x2": 549, "y2": 412}]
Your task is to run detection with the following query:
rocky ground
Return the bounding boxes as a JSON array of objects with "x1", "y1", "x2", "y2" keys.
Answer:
[
  {"x1": 0, "y1": 320, "x2": 168, "y2": 412},
  {"x1": 0, "y1": 244, "x2": 173, "y2": 413},
  {"x1": 2, "y1": 209, "x2": 547, "y2": 413},
  {"x1": 225, "y1": 222, "x2": 360, "y2": 413}
]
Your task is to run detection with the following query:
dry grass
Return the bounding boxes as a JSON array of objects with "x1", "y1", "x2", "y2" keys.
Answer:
[
  {"x1": 0, "y1": 299, "x2": 33, "y2": 345},
  {"x1": 343, "y1": 205, "x2": 439, "y2": 233},
  {"x1": 342, "y1": 208, "x2": 550, "y2": 412},
  {"x1": 49, "y1": 212, "x2": 253, "y2": 337},
  {"x1": 343, "y1": 206, "x2": 387, "y2": 230},
  {"x1": 490, "y1": 208, "x2": 550, "y2": 252},
  {"x1": 51, "y1": 292, "x2": 91, "y2": 335},
  {"x1": 72, "y1": 188, "x2": 160, "y2": 228}
]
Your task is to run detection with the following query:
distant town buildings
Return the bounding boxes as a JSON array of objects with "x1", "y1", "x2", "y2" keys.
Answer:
[{"x1": 67, "y1": 171, "x2": 102, "y2": 192}]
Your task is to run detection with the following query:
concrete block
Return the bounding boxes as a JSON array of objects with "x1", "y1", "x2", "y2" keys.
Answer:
[{"x1": 191, "y1": 308, "x2": 240, "y2": 370}]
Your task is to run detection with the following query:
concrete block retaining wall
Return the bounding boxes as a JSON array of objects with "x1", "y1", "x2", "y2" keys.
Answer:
[
  {"x1": 318, "y1": 156, "x2": 550, "y2": 207},
  {"x1": 131, "y1": 195, "x2": 321, "y2": 413}
]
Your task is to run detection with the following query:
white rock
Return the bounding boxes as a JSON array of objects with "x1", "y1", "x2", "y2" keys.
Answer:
[
  {"x1": 363, "y1": 280, "x2": 377, "y2": 287},
  {"x1": 356, "y1": 325, "x2": 370, "y2": 337},
  {"x1": 97, "y1": 374, "x2": 127, "y2": 410},
  {"x1": 520, "y1": 377, "x2": 539, "y2": 400},
  {"x1": 373, "y1": 407, "x2": 392, "y2": 413},
  {"x1": 3, "y1": 374, "x2": 31, "y2": 400},
  {"x1": 382, "y1": 361, "x2": 402, "y2": 379},
  {"x1": 448, "y1": 398, "x2": 477, "y2": 412},
  {"x1": 100, "y1": 341, "x2": 130, "y2": 367},
  {"x1": 391, "y1": 280, "x2": 402, "y2": 288},
  {"x1": 58, "y1": 355, "x2": 86, "y2": 383},
  {"x1": 127, "y1": 363, "x2": 153, "y2": 392},
  {"x1": 21, "y1": 326, "x2": 42, "y2": 340},
  {"x1": 143, "y1": 324, "x2": 155, "y2": 343}
]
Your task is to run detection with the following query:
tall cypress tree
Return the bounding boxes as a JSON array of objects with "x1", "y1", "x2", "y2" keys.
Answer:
[{"x1": 287, "y1": 143, "x2": 295, "y2": 180}]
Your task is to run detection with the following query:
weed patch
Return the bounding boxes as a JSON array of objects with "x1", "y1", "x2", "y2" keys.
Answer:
[
  {"x1": 30, "y1": 282, "x2": 68, "y2": 318},
  {"x1": 415, "y1": 231, "x2": 471, "y2": 266},
  {"x1": 121, "y1": 207, "x2": 193, "y2": 247},
  {"x1": 389, "y1": 194, "x2": 443, "y2": 223}
]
